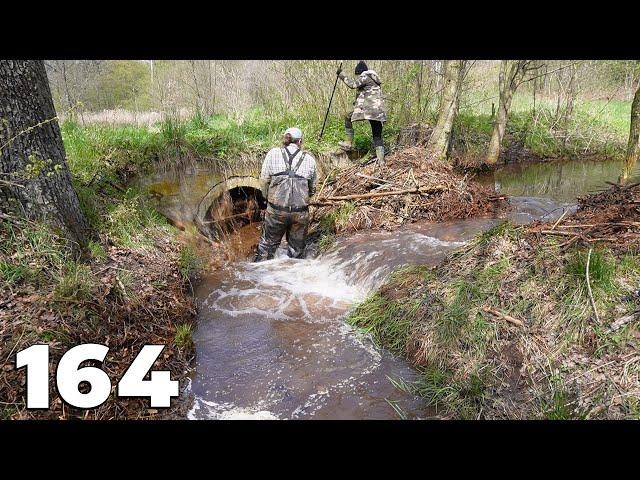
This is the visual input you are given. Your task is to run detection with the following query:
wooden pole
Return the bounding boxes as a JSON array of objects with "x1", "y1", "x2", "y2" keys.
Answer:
[{"x1": 319, "y1": 62, "x2": 343, "y2": 141}]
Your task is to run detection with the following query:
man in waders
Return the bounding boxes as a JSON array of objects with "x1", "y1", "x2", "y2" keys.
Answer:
[
  {"x1": 254, "y1": 127, "x2": 317, "y2": 262},
  {"x1": 337, "y1": 61, "x2": 387, "y2": 166}
]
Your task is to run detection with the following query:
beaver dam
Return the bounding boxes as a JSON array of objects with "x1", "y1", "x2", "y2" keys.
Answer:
[{"x1": 144, "y1": 149, "x2": 639, "y2": 419}]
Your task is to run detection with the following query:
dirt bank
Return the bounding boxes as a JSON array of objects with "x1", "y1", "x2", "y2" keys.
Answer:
[{"x1": 348, "y1": 183, "x2": 640, "y2": 419}]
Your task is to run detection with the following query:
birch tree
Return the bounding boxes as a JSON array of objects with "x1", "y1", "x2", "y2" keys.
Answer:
[
  {"x1": 485, "y1": 60, "x2": 537, "y2": 166},
  {"x1": 426, "y1": 60, "x2": 467, "y2": 161}
]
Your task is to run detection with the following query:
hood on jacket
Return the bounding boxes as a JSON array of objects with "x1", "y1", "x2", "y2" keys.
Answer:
[{"x1": 361, "y1": 70, "x2": 381, "y2": 85}]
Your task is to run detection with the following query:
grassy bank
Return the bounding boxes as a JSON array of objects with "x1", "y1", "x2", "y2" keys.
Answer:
[
  {"x1": 0, "y1": 126, "x2": 204, "y2": 419},
  {"x1": 61, "y1": 108, "x2": 402, "y2": 178},
  {"x1": 62, "y1": 94, "x2": 631, "y2": 182},
  {"x1": 348, "y1": 193, "x2": 640, "y2": 418},
  {"x1": 453, "y1": 95, "x2": 631, "y2": 165}
]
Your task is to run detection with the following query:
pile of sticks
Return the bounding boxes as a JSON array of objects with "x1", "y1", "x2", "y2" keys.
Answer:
[
  {"x1": 535, "y1": 182, "x2": 640, "y2": 249},
  {"x1": 310, "y1": 146, "x2": 507, "y2": 232}
]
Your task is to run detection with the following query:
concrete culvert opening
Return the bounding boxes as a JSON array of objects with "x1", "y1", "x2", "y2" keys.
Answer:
[{"x1": 204, "y1": 186, "x2": 264, "y2": 240}]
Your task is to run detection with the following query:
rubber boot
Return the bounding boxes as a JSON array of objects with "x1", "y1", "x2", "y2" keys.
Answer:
[
  {"x1": 338, "y1": 129, "x2": 354, "y2": 151},
  {"x1": 253, "y1": 251, "x2": 274, "y2": 262},
  {"x1": 375, "y1": 145, "x2": 385, "y2": 167}
]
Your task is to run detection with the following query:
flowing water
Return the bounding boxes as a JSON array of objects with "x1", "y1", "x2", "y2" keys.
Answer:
[{"x1": 143, "y1": 157, "x2": 633, "y2": 420}]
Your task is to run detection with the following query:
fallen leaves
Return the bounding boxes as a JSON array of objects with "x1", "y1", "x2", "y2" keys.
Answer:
[{"x1": 0, "y1": 228, "x2": 196, "y2": 420}]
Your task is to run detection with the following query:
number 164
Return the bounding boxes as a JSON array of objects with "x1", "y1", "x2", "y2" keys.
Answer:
[{"x1": 16, "y1": 344, "x2": 179, "y2": 409}]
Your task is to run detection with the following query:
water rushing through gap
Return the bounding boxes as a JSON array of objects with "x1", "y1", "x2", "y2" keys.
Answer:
[
  {"x1": 173, "y1": 158, "x2": 629, "y2": 419},
  {"x1": 187, "y1": 200, "x2": 569, "y2": 420}
]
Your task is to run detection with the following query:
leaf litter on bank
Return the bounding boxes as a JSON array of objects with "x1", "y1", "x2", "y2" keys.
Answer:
[{"x1": 0, "y1": 224, "x2": 197, "y2": 420}]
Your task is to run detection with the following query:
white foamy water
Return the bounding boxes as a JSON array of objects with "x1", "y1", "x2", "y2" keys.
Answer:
[
  {"x1": 188, "y1": 398, "x2": 279, "y2": 420},
  {"x1": 189, "y1": 200, "x2": 571, "y2": 420},
  {"x1": 188, "y1": 225, "x2": 491, "y2": 420},
  {"x1": 237, "y1": 255, "x2": 367, "y2": 302}
]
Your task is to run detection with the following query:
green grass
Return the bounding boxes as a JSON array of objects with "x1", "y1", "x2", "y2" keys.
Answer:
[
  {"x1": 61, "y1": 89, "x2": 631, "y2": 190},
  {"x1": 319, "y1": 201, "x2": 356, "y2": 234},
  {"x1": 102, "y1": 190, "x2": 167, "y2": 248},
  {"x1": 0, "y1": 222, "x2": 68, "y2": 289},
  {"x1": 456, "y1": 92, "x2": 631, "y2": 160},
  {"x1": 178, "y1": 244, "x2": 202, "y2": 281},
  {"x1": 345, "y1": 221, "x2": 640, "y2": 418},
  {"x1": 317, "y1": 232, "x2": 336, "y2": 253},
  {"x1": 87, "y1": 240, "x2": 107, "y2": 260},
  {"x1": 53, "y1": 262, "x2": 96, "y2": 301},
  {"x1": 541, "y1": 372, "x2": 585, "y2": 420},
  {"x1": 0, "y1": 261, "x2": 29, "y2": 287},
  {"x1": 0, "y1": 406, "x2": 17, "y2": 421},
  {"x1": 567, "y1": 248, "x2": 616, "y2": 292},
  {"x1": 174, "y1": 323, "x2": 193, "y2": 348},
  {"x1": 348, "y1": 292, "x2": 420, "y2": 354},
  {"x1": 62, "y1": 108, "x2": 394, "y2": 174},
  {"x1": 347, "y1": 265, "x2": 430, "y2": 354},
  {"x1": 62, "y1": 118, "x2": 175, "y2": 253}
]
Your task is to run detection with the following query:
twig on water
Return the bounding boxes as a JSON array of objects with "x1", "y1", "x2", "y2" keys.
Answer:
[{"x1": 550, "y1": 209, "x2": 569, "y2": 230}]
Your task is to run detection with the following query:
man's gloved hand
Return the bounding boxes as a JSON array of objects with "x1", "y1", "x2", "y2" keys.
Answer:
[{"x1": 336, "y1": 66, "x2": 342, "y2": 76}]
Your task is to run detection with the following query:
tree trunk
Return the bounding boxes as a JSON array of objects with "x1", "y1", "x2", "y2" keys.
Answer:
[
  {"x1": 622, "y1": 84, "x2": 640, "y2": 182},
  {"x1": 426, "y1": 60, "x2": 465, "y2": 161},
  {"x1": 0, "y1": 60, "x2": 90, "y2": 253},
  {"x1": 485, "y1": 60, "x2": 530, "y2": 166}
]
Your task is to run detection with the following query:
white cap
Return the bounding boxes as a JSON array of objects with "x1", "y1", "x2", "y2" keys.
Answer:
[{"x1": 284, "y1": 127, "x2": 303, "y2": 140}]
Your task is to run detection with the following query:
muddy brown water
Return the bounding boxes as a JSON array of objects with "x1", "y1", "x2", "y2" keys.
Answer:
[{"x1": 145, "y1": 157, "x2": 633, "y2": 419}]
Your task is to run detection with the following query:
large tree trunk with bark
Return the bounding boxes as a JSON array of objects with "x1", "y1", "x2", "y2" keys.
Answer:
[
  {"x1": 622, "y1": 84, "x2": 640, "y2": 182},
  {"x1": 485, "y1": 60, "x2": 533, "y2": 166},
  {"x1": 0, "y1": 60, "x2": 90, "y2": 252},
  {"x1": 426, "y1": 60, "x2": 466, "y2": 161}
]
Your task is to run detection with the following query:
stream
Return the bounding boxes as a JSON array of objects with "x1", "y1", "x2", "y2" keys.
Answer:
[{"x1": 145, "y1": 157, "x2": 637, "y2": 419}]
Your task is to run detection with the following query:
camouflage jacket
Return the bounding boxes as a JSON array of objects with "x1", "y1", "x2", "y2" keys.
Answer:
[{"x1": 339, "y1": 70, "x2": 386, "y2": 122}]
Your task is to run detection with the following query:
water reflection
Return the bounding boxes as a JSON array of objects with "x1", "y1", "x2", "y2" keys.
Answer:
[{"x1": 491, "y1": 158, "x2": 639, "y2": 202}]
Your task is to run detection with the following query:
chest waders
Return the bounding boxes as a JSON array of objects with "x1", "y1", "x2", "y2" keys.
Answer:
[
  {"x1": 255, "y1": 147, "x2": 312, "y2": 262},
  {"x1": 267, "y1": 147, "x2": 309, "y2": 212}
]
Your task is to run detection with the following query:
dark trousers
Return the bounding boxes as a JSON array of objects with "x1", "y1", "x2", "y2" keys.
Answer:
[
  {"x1": 255, "y1": 206, "x2": 310, "y2": 261},
  {"x1": 345, "y1": 112, "x2": 384, "y2": 147}
]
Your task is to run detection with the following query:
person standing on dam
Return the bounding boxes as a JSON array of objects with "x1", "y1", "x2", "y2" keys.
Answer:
[
  {"x1": 254, "y1": 127, "x2": 317, "y2": 262},
  {"x1": 337, "y1": 60, "x2": 387, "y2": 166}
]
